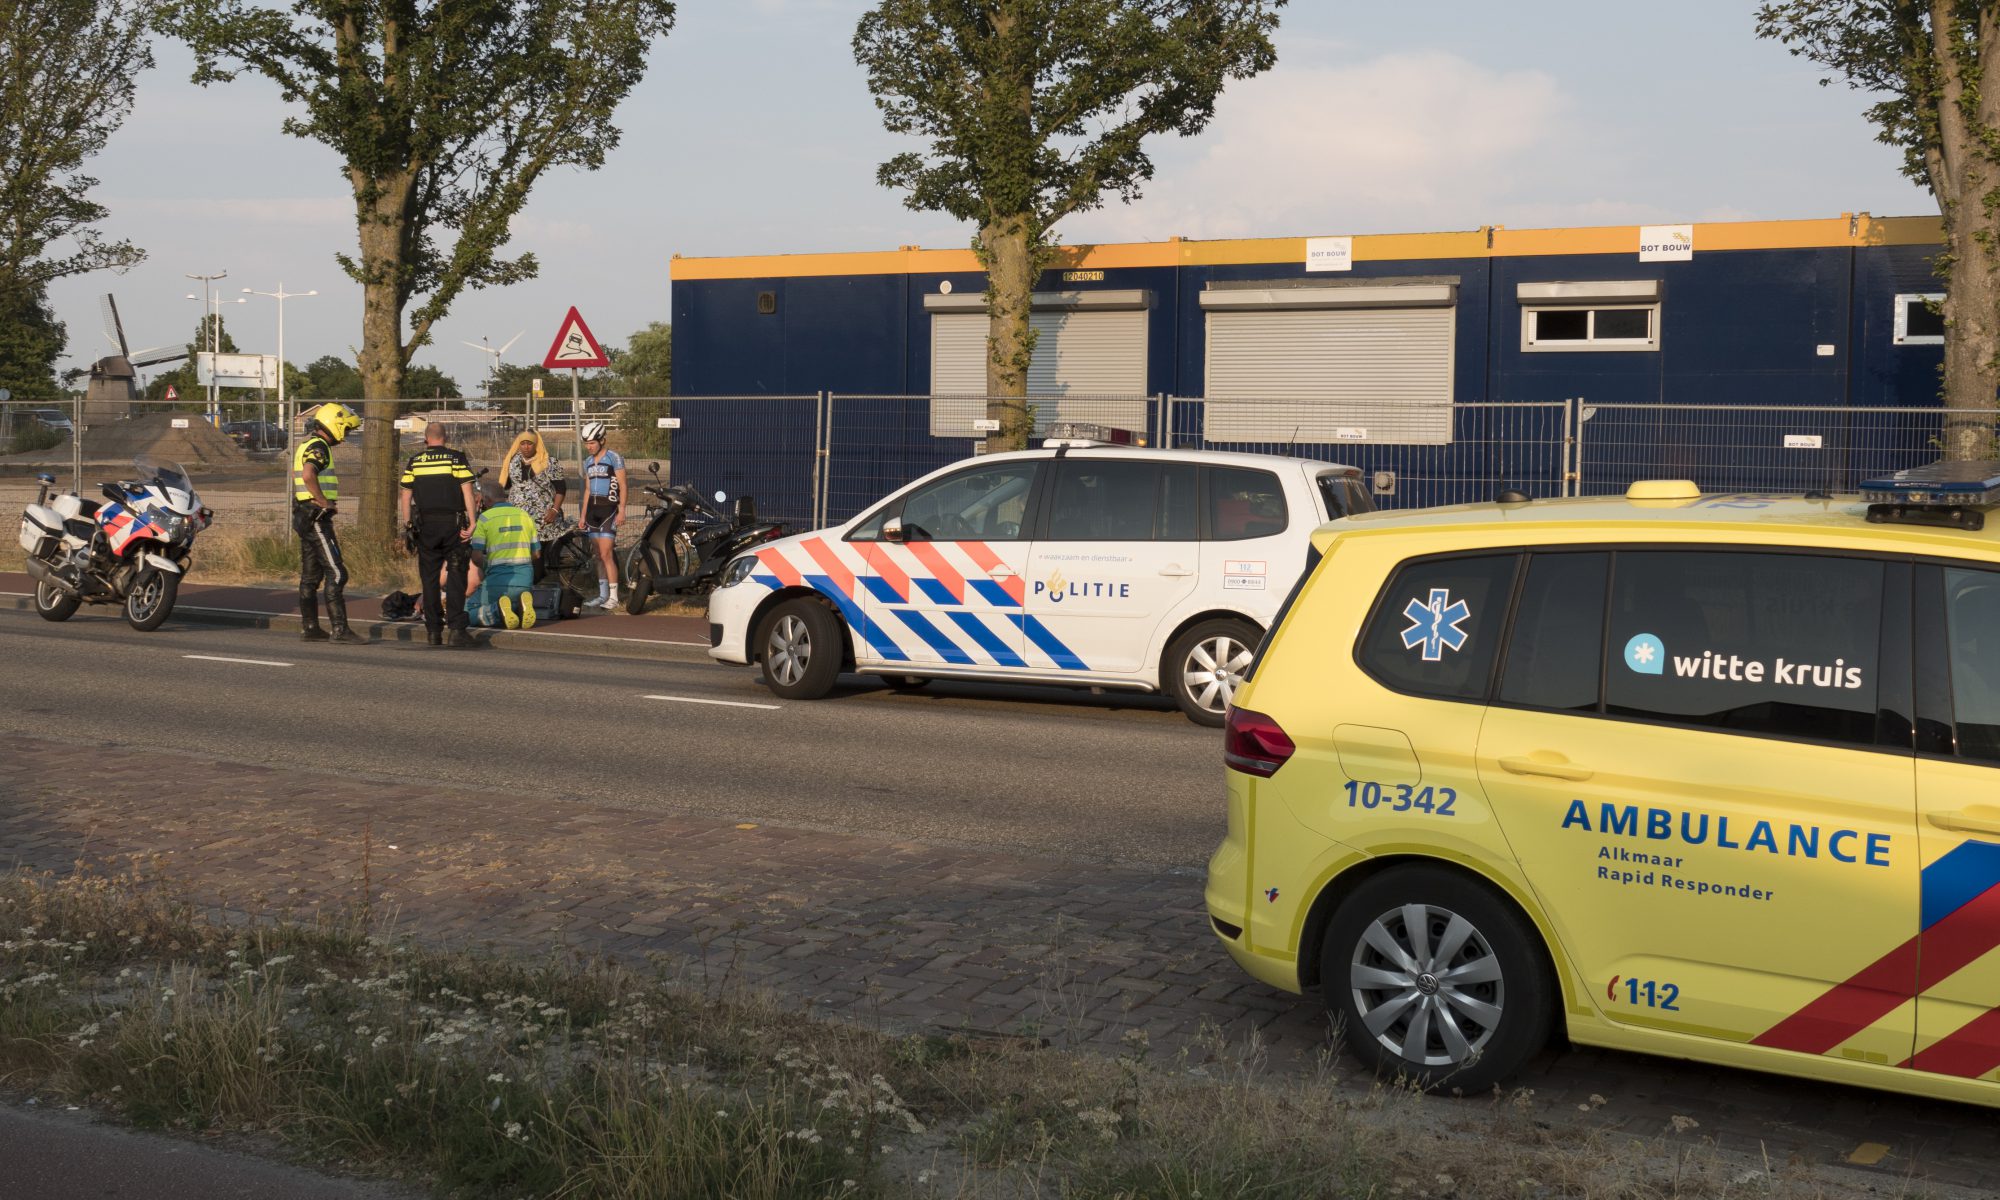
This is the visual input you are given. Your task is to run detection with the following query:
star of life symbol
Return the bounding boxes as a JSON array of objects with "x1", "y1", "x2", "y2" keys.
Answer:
[{"x1": 1401, "y1": 587, "x2": 1470, "y2": 662}]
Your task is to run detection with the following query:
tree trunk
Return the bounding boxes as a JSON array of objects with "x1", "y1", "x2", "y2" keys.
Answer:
[
  {"x1": 980, "y1": 215, "x2": 1037, "y2": 453},
  {"x1": 355, "y1": 201, "x2": 407, "y2": 546},
  {"x1": 1933, "y1": 0, "x2": 2000, "y2": 460}
]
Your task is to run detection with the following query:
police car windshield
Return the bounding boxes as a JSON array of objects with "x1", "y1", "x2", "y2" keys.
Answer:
[{"x1": 132, "y1": 454, "x2": 194, "y2": 494}]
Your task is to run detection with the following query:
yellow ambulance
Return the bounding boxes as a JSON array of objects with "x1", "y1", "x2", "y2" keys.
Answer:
[{"x1": 1206, "y1": 467, "x2": 2000, "y2": 1104}]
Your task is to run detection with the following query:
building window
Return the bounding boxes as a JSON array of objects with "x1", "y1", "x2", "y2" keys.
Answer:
[
  {"x1": 1522, "y1": 304, "x2": 1658, "y2": 351},
  {"x1": 1894, "y1": 293, "x2": 1945, "y2": 345}
]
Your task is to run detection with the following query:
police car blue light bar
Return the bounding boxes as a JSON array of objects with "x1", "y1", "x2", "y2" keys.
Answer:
[{"x1": 1860, "y1": 460, "x2": 2000, "y2": 530}]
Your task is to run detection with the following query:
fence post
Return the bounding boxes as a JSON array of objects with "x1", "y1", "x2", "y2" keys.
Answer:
[
  {"x1": 1569, "y1": 398, "x2": 1585, "y2": 497},
  {"x1": 815, "y1": 392, "x2": 833, "y2": 530},
  {"x1": 71, "y1": 393, "x2": 83, "y2": 491}
]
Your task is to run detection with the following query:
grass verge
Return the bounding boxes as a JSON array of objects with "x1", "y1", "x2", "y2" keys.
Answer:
[{"x1": 0, "y1": 867, "x2": 1908, "y2": 1198}]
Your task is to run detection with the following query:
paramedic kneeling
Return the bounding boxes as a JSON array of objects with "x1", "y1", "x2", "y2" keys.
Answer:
[{"x1": 468, "y1": 479, "x2": 541, "y2": 629}]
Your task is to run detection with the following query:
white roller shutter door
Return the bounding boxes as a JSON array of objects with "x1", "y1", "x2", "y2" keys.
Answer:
[
  {"x1": 1203, "y1": 305, "x2": 1456, "y2": 444},
  {"x1": 929, "y1": 309, "x2": 1148, "y2": 436}
]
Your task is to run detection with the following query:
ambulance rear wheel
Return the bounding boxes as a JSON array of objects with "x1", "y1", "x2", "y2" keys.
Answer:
[
  {"x1": 1320, "y1": 865, "x2": 1553, "y2": 1094},
  {"x1": 1166, "y1": 618, "x2": 1259, "y2": 727},
  {"x1": 758, "y1": 597, "x2": 842, "y2": 700}
]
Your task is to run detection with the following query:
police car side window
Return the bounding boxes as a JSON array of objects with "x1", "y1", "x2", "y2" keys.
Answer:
[
  {"x1": 1043, "y1": 460, "x2": 1195, "y2": 541},
  {"x1": 1499, "y1": 552, "x2": 1609, "y2": 712},
  {"x1": 1206, "y1": 467, "x2": 1288, "y2": 541},
  {"x1": 1604, "y1": 551, "x2": 1883, "y2": 747},
  {"x1": 1357, "y1": 554, "x2": 1519, "y2": 702},
  {"x1": 898, "y1": 463, "x2": 1037, "y2": 542},
  {"x1": 1942, "y1": 567, "x2": 2000, "y2": 764}
]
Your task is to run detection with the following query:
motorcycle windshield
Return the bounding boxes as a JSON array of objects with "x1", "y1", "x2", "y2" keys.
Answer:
[{"x1": 133, "y1": 454, "x2": 195, "y2": 495}]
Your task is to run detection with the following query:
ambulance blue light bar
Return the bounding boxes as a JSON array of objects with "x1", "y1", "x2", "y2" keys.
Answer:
[{"x1": 1860, "y1": 460, "x2": 2000, "y2": 531}]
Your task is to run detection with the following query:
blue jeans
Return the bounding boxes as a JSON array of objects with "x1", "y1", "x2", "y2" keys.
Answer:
[{"x1": 469, "y1": 562, "x2": 534, "y2": 627}]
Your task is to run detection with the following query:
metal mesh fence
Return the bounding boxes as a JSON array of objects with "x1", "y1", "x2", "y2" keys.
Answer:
[
  {"x1": 1573, "y1": 404, "x2": 1985, "y2": 496},
  {"x1": 824, "y1": 394, "x2": 1160, "y2": 525},
  {"x1": 663, "y1": 395, "x2": 821, "y2": 530},
  {"x1": 1165, "y1": 397, "x2": 1573, "y2": 508}
]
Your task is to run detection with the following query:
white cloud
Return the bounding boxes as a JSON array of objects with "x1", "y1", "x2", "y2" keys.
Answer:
[{"x1": 1062, "y1": 51, "x2": 1574, "y2": 241}]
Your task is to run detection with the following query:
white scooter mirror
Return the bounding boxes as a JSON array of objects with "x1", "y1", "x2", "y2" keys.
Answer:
[{"x1": 714, "y1": 490, "x2": 728, "y2": 504}]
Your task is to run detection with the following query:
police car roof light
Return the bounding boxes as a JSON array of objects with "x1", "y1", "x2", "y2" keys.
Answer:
[{"x1": 1860, "y1": 460, "x2": 2000, "y2": 531}]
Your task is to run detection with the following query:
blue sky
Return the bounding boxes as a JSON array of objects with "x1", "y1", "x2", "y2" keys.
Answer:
[{"x1": 47, "y1": 0, "x2": 1931, "y2": 389}]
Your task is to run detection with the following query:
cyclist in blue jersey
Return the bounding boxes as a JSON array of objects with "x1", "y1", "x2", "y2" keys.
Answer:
[{"x1": 578, "y1": 421, "x2": 627, "y2": 609}]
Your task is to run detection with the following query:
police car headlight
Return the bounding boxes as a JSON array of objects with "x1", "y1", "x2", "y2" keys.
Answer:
[{"x1": 720, "y1": 554, "x2": 757, "y2": 588}]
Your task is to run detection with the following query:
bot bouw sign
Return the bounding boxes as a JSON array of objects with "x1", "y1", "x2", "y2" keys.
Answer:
[{"x1": 542, "y1": 306, "x2": 610, "y2": 370}]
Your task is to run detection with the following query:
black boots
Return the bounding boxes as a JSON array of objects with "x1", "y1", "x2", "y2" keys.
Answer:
[
  {"x1": 447, "y1": 628, "x2": 475, "y2": 648},
  {"x1": 325, "y1": 593, "x2": 361, "y2": 644},
  {"x1": 299, "y1": 594, "x2": 330, "y2": 641}
]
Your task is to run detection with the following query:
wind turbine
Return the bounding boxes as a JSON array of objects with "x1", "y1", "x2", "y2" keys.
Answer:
[{"x1": 461, "y1": 331, "x2": 523, "y2": 403}]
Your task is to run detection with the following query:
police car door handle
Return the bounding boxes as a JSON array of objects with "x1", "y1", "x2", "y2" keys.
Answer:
[
  {"x1": 1497, "y1": 753, "x2": 1594, "y2": 782},
  {"x1": 1928, "y1": 807, "x2": 2000, "y2": 836},
  {"x1": 1160, "y1": 565, "x2": 1194, "y2": 577},
  {"x1": 988, "y1": 566, "x2": 1017, "y2": 577}
]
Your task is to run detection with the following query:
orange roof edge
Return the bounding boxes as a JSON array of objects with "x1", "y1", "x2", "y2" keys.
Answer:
[{"x1": 671, "y1": 213, "x2": 1947, "y2": 280}]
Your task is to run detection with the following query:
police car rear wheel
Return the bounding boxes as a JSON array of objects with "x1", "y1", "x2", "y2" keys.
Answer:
[
  {"x1": 759, "y1": 598, "x2": 842, "y2": 699},
  {"x1": 1321, "y1": 866, "x2": 1552, "y2": 1094},
  {"x1": 1166, "y1": 618, "x2": 1259, "y2": 727}
]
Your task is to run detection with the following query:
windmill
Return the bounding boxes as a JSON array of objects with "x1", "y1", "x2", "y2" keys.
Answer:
[
  {"x1": 461, "y1": 331, "x2": 523, "y2": 403},
  {"x1": 86, "y1": 295, "x2": 189, "y2": 420}
]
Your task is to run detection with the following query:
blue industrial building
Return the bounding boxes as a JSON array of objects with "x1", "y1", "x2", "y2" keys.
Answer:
[{"x1": 668, "y1": 215, "x2": 1951, "y2": 521}]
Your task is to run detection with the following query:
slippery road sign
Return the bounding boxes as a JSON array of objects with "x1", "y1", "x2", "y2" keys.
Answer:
[{"x1": 542, "y1": 306, "x2": 609, "y2": 370}]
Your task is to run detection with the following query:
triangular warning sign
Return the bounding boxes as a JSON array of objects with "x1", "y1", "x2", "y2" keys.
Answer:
[
  {"x1": 163, "y1": 384, "x2": 178, "y2": 402},
  {"x1": 542, "y1": 306, "x2": 609, "y2": 369}
]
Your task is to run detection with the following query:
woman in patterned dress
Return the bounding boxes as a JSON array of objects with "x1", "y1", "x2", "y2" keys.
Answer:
[{"x1": 498, "y1": 429, "x2": 567, "y2": 578}]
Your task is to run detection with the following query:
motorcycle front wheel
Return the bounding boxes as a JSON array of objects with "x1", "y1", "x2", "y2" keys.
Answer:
[
  {"x1": 125, "y1": 568, "x2": 178, "y2": 632},
  {"x1": 34, "y1": 579, "x2": 79, "y2": 622}
]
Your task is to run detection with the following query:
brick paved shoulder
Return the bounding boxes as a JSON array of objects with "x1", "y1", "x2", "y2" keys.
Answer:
[{"x1": 2, "y1": 735, "x2": 1993, "y2": 1194}]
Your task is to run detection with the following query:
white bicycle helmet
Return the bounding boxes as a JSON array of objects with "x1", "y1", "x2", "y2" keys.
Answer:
[{"x1": 580, "y1": 420, "x2": 608, "y2": 441}]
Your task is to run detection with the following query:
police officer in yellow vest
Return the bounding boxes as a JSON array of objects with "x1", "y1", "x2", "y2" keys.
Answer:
[
  {"x1": 397, "y1": 422, "x2": 477, "y2": 647},
  {"x1": 293, "y1": 403, "x2": 364, "y2": 643}
]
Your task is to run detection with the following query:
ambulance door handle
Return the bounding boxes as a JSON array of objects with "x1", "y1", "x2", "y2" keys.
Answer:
[
  {"x1": 1928, "y1": 807, "x2": 2000, "y2": 836},
  {"x1": 1160, "y1": 565, "x2": 1194, "y2": 577},
  {"x1": 1497, "y1": 753, "x2": 1594, "y2": 782}
]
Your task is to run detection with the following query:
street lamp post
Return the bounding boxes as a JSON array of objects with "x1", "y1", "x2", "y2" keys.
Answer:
[
  {"x1": 184, "y1": 285, "x2": 245, "y2": 427},
  {"x1": 243, "y1": 283, "x2": 317, "y2": 456},
  {"x1": 184, "y1": 271, "x2": 227, "y2": 425}
]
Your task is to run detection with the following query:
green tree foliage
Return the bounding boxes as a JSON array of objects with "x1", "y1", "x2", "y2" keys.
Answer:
[
  {"x1": 853, "y1": 0, "x2": 1283, "y2": 449},
  {"x1": 401, "y1": 363, "x2": 461, "y2": 400},
  {"x1": 0, "y1": 1, "x2": 154, "y2": 400},
  {"x1": 1758, "y1": 2, "x2": 2000, "y2": 454},
  {"x1": 612, "y1": 321, "x2": 672, "y2": 455},
  {"x1": 297, "y1": 354, "x2": 365, "y2": 401},
  {"x1": 163, "y1": 0, "x2": 677, "y2": 542},
  {"x1": 0, "y1": 291, "x2": 67, "y2": 404}
]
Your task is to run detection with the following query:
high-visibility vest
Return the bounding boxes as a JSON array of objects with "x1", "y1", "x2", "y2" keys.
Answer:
[
  {"x1": 471, "y1": 504, "x2": 538, "y2": 565},
  {"x1": 293, "y1": 435, "x2": 337, "y2": 501}
]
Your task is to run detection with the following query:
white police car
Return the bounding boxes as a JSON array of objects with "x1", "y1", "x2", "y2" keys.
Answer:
[{"x1": 706, "y1": 443, "x2": 1372, "y2": 724}]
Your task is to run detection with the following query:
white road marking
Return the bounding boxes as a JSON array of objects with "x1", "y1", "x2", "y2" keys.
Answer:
[
  {"x1": 182, "y1": 654, "x2": 294, "y2": 668},
  {"x1": 641, "y1": 694, "x2": 781, "y2": 711}
]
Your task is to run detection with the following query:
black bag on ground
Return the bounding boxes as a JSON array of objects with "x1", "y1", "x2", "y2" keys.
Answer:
[{"x1": 379, "y1": 590, "x2": 418, "y2": 621}]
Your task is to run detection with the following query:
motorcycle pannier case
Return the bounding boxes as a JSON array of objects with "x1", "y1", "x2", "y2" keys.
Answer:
[{"x1": 19, "y1": 505, "x2": 63, "y2": 557}]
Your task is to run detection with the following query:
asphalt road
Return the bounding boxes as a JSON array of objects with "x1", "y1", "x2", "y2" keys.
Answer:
[{"x1": 0, "y1": 605, "x2": 1222, "y2": 868}]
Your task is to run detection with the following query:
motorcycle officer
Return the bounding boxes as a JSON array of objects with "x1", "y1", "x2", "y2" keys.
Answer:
[{"x1": 293, "y1": 402, "x2": 364, "y2": 643}]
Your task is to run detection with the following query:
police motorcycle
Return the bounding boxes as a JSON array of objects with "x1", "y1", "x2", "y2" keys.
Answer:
[
  {"x1": 19, "y1": 455, "x2": 213, "y2": 631},
  {"x1": 618, "y1": 462, "x2": 786, "y2": 614}
]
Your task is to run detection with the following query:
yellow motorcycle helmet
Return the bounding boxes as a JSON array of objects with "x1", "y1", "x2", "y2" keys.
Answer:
[{"x1": 310, "y1": 402, "x2": 363, "y2": 444}]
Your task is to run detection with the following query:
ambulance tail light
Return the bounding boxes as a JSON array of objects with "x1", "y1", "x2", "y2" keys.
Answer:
[{"x1": 1223, "y1": 707, "x2": 1294, "y2": 778}]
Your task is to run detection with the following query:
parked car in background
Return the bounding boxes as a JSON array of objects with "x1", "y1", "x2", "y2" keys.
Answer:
[
  {"x1": 222, "y1": 421, "x2": 287, "y2": 451},
  {"x1": 22, "y1": 408, "x2": 73, "y2": 435}
]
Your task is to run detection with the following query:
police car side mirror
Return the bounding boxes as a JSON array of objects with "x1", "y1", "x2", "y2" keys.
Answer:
[{"x1": 882, "y1": 516, "x2": 906, "y2": 544}]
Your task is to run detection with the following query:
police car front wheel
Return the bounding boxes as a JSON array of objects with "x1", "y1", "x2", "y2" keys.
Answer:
[
  {"x1": 758, "y1": 597, "x2": 843, "y2": 700},
  {"x1": 1321, "y1": 866, "x2": 1553, "y2": 1094}
]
